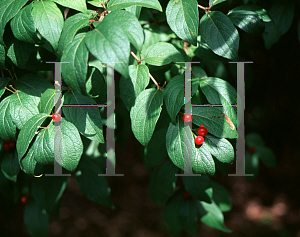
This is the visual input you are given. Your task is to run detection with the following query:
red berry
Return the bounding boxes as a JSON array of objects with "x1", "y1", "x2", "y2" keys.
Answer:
[
  {"x1": 52, "y1": 113, "x2": 61, "y2": 122},
  {"x1": 9, "y1": 142, "x2": 15, "y2": 149},
  {"x1": 250, "y1": 147, "x2": 256, "y2": 154},
  {"x1": 101, "y1": 2, "x2": 104, "y2": 5},
  {"x1": 182, "y1": 113, "x2": 192, "y2": 122},
  {"x1": 3, "y1": 143, "x2": 11, "y2": 151},
  {"x1": 89, "y1": 19, "x2": 95, "y2": 23},
  {"x1": 183, "y1": 191, "x2": 191, "y2": 199},
  {"x1": 195, "y1": 136, "x2": 204, "y2": 145},
  {"x1": 197, "y1": 126, "x2": 208, "y2": 137},
  {"x1": 21, "y1": 196, "x2": 28, "y2": 204}
]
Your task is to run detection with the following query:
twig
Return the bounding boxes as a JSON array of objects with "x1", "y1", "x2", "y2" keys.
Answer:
[
  {"x1": 183, "y1": 41, "x2": 188, "y2": 55},
  {"x1": 130, "y1": 51, "x2": 160, "y2": 90},
  {"x1": 198, "y1": 4, "x2": 211, "y2": 13},
  {"x1": 130, "y1": 51, "x2": 141, "y2": 64},
  {"x1": 149, "y1": 73, "x2": 160, "y2": 90},
  {"x1": 64, "y1": 8, "x2": 69, "y2": 19}
]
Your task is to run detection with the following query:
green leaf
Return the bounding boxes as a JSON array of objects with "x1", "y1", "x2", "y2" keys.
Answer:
[
  {"x1": 58, "y1": 13, "x2": 91, "y2": 55},
  {"x1": 209, "y1": 0, "x2": 227, "y2": 7},
  {"x1": 16, "y1": 113, "x2": 49, "y2": 159},
  {"x1": 199, "y1": 200, "x2": 231, "y2": 233},
  {"x1": 9, "y1": 92, "x2": 40, "y2": 130},
  {"x1": 87, "y1": 0, "x2": 105, "y2": 7},
  {"x1": 204, "y1": 135, "x2": 234, "y2": 163},
  {"x1": 256, "y1": 146, "x2": 276, "y2": 167},
  {"x1": 143, "y1": 127, "x2": 168, "y2": 170},
  {"x1": 0, "y1": 44, "x2": 6, "y2": 69},
  {"x1": 166, "y1": 0, "x2": 199, "y2": 45},
  {"x1": 192, "y1": 66, "x2": 207, "y2": 79},
  {"x1": 33, "y1": 123, "x2": 55, "y2": 165},
  {"x1": 228, "y1": 10, "x2": 265, "y2": 36},
  {"x1": 104, "y1": 10, "x2": 144, "y2": 51},
  {"x1": 229, "y1": 5, "x2": 272, "y2": 22},
  {"x1": 179, "y1": 196, "x2": 199, "y2": 236},
  {"x1": 7, "y1": 39, "x2": 36, "y2": 69},
  {"x1": 61, "y1": 33, "x2": 89, "y2": 95},
  {"x1": 141, "y1": 25, "x2": 165, "y2": 53},
  {"x1": 49, "y1": 0, "x2": 88, "y2": 13},
  {"x1": 85, "y1": 10, "x2": 144, "y2": 77},
  {"x1": 211, "y1": 181, "x2": 231, "y2": 212},
  {"x1": 1, "y1": 150, "x2": 20, "y2": 182},
  {"x1": 0, "y1": 96, "x2": 17, "y2": 141},
  {"x1": 130, "y1": 88, "x2": 163, "y2": 146},
  {"x1": 144, "y1": 42, "x2": 186, "y2": 66},
  {"x1": 53, "y1": 118, "x2": 83, "y2": 171},
  {"x1": 182, "y1": 175, "x2": 212, "y2": 203},
  {"x1": 163, "y1": 190, "x2": 184, "y2": 235},
  {"x1": 263, "y1": 1, "x2": 294, "y2": 49},
  {"x1": 0, "y1": 77, "x2": 10, "y2": 98},
  {"x1": 10, "y1": 3, "x2": 40, "y2": 44},
  {"x1": 246, "y1": 133, "x2": 265, "y2": 146},
  {"x1": 107, "y1": 0, "x2": 162, "y2": 12},
  {"x1": 166, "y1": 120, "x2": 215, "y2": 175},
  {"x1": 62, "y1": 91, "x2": 104, "y2": 143},
  {"x1": 16, "y1": 74, "x2": 53, "y2": 97},
  {"x1": 148, "y1": 159, "x2": 178, "y2": 206},
  {"x1": 75, "y1": 156, "x2": 114, "y2": 208},
  {"x1": 0, "y1": 0, "x2": 28, "y2": 45},
  {"x1": 163, "y1": 75, "x2": 184, "y2": 124},
  {"x1": 125, "y1": 5, "x2": 142, "y2": 19},
  {"x1": 19, "y1": 144, "x2": 43, "y2": 176},
  {"x1": 86, "y1": 67, "x2": 107, "y2": 104},
  {"x1": 24, "y1": 198, "x2": 49, "y2": 237},
  {"x1": 245, "y1": 152, "x2": 259, "y2": 178},
  {"x1": 32, "y1": 1, "x2": 64, "y2": 51},
  {"x1": 192, "y1": 106, "x2": 237, "y2": 139},
  {"x1": 199, "y1": 77, "x2": 237, "y2": 130},
  {"x1": 119, "y1": 64, "x2": 150, "y2": 111},
  {"x1": 38, "y1": 88, "x2": 55, "y2": 114},
  {"x1": 200, "y1": 11, "x2": 239, "y2": 60},
  {"x1": 32, "y1": 176, "x2": 67, "y2": 215}
]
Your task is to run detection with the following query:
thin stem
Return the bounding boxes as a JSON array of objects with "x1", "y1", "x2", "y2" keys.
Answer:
[
  {"x1": 55, "y1": 103, "x2": 62, "y2": 114},
  {"x1": 0, "y1": 69, "x2": 3, "y2": 77},
  {"x1": 183, "y1": 41, "x2": 188, "y2": 55},
  {"x1": 64, "y1": 7, "x2": 69, "y2": 20},
  {"x1": 131, "y1": 51, "x2": 160, "y2": 90},
  {"x1": 5, "y1": 87, "x2": 15, "y2": 94},
  {"x1": 149, "y1": 73, "x2": 160, "y2": 89},
  {"x1": 198, "y1": 4, "x2": 206, "y2": 10},
  {"x1": 130, "y1": 51, "x2": 141, "y2": 64},
  {"x1": 198, "y1": 4, "x2": 211, "y2": 13}
]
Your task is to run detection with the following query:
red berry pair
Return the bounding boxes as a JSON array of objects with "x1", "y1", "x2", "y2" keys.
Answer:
[
  {"x1": 3, "y1": 140, "x2": 15, "y2": 151},
  {"x1": 52, "y1": 113, "x2": 61, "y2": 122},
  {"x1": 195, "y1": 125, "x2": 208, "y2": 146}
]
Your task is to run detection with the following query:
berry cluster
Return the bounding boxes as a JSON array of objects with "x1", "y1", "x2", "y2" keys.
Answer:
[
  {"x1": 182, "y1": 113, "x2": 208, "y2": 146},
  {"x1": 3, "y1": 140, "x2": 15, "y2": 151},
  {"x1": 195, "y1": 125, "x2": 208, "y2": 145}
]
